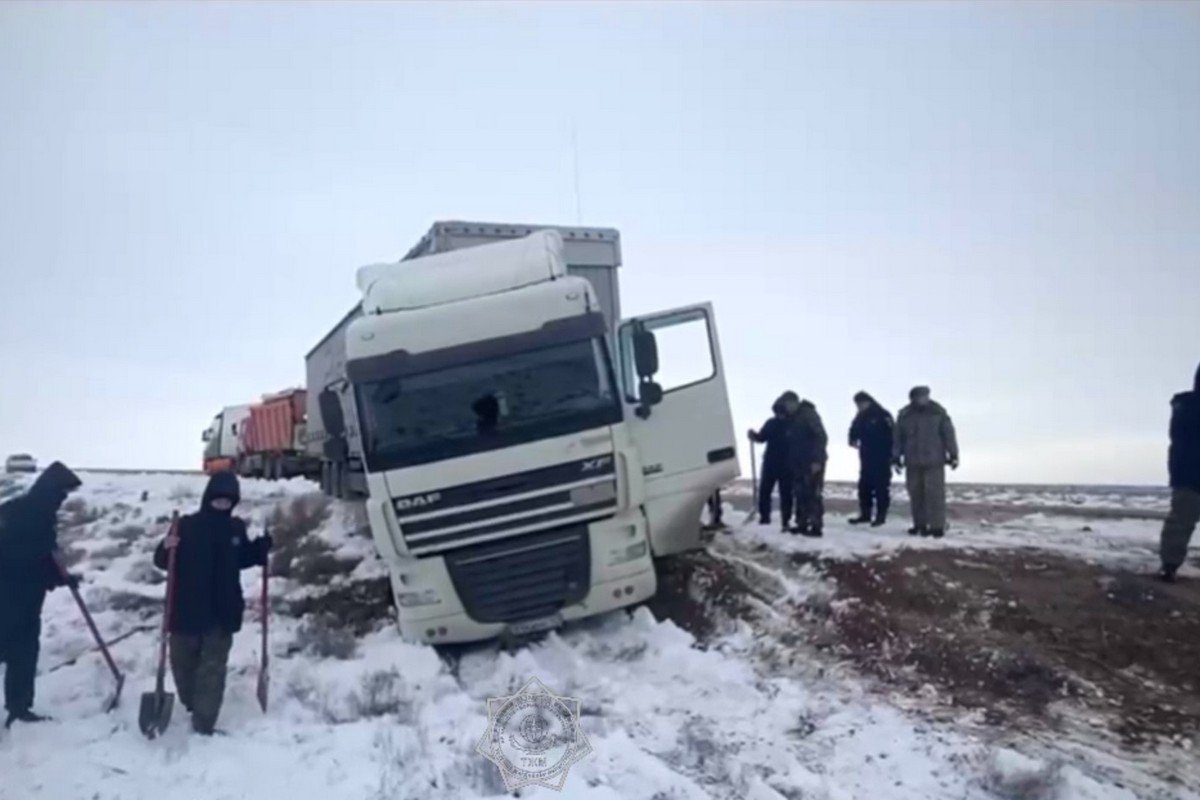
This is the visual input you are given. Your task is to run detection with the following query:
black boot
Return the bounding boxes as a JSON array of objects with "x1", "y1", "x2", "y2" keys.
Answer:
[
  {"x1": 870, "y1": 516, "x2": 887, "y2": 528},
  {"x1": 802, "y1": 526, "x2": 823, "y2": 538},
  {"x1": 848, "y1": 514, "x2": 870, "y2": 525},
  {"x1": 1159, "y1": 564, "x2": 1179, "y2": 583},
  {"x1": 5, "y1": 710, "x2": 50, "y2": 729},
  {"x1": 929, "y1": 528, "x2": 945, "y2": 539},
  {"x1": 907, "y1": 526, "x2": 923, "y2": 537}
]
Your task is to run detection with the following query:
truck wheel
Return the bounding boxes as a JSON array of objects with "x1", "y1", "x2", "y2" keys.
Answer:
[{"x1": 332, "y1": 461, "x2": 346, "y2": 500}]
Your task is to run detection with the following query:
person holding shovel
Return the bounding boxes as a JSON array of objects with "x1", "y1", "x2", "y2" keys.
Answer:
[
  {"x1": 153, "y1": 471, "x2": 270, "y2": 735},
  {"x1": 0, "y1": 461, "x2": 83, "y2": 729}
]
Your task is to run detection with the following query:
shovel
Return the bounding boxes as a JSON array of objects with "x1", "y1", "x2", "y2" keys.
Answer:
[
  {"x1": 255, "y1": 531, "x2": 270, "y2": 714},
  {"x1": 139, "y1": 512, "x2": 180, "y2": 739},
  {"x1": 742, "y1": 439, "x2": 759, "y2": 525},
  {"x1": 51, "y1": 552, "x2": 126, "y2": 712}
]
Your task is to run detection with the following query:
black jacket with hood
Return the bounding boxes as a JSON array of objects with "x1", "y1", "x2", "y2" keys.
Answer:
[
  {"x1": 786, "y1": 400, "x2": 829, "y2": 469},
  {"x1": 1168, "y1": 363, "x2": 1200, "y2": 492},
  {"x1": 154, "y1": 472, "x2": 268, "y2": 636},
  {"x1": 750, "y1": 399, "x2": 792, "y2": 469},
  {"x1": 848, "y1": 395, "x2": 895, "y2": 468},
  {"x1": 0, "y1": 462, "x2": 82, "y2": 594}
]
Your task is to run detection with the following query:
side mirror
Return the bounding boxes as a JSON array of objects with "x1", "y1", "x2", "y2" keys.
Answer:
[
  {"x1": 319, "y1": 389, "x2": 346, "y2": 437},
  {"x1": 201, "y1": 429, "x2": 212, "y2": 442},
  {"x1": 632, "y1": 326, "x2": 659, "y2": 379},
  {"x1": 635, "y1": 381, "x2": 664, "y2": 419}
]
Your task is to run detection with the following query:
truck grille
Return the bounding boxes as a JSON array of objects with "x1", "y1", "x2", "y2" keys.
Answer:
[
  {"x1": 444, "y1": 525, "x2": 590, "y2": 624},
  {"x1": 392, "y1": 455, "x2": 617, "y2": 557}
]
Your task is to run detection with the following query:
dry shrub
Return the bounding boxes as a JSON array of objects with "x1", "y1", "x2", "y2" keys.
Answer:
[
  {"x1": 268, "y1": 494, "x2": 358, "y2": 583},
  {"x1": 89, "y1": 542, "x2": 131, "y2": 562},
  {"x1": 125, "y1": 559, "x2": 166, "y2": 586},
  {"x1": 109, "y1": 524, "x2": 147, "y2": 545},
  {"x1": 351, "y1": 669, "x2": 412, "y2": 720},
  {"x1": 294, "y1": 613, "x2": 358, "y2": 660},
  {"x1": 168, "y1": 484, "x2": 197, "y2": 502},
  {"x1": 59, "y1": 497, "x2": 104, "y2": 529}
]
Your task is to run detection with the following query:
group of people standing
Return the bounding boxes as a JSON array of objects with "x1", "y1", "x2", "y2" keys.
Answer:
[{"x1": 750, "y1": 386, "x2": 959, "y2": 538}]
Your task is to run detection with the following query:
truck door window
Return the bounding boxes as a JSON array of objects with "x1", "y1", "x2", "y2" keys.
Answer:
[{"x1": 620, "y1": 309, "x2": 716, "y2": 400}]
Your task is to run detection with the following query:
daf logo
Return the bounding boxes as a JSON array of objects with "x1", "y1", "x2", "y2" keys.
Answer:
[
  {"x1": 581, "y1": 456, "x2": 612, "y2": 473},
  {"x1": 396, "y1": 492, "x2": 442, "y2": 510}
]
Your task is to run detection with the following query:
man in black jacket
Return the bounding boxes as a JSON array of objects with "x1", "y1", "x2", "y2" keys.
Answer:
[
  {"x1": 782, "y1": 392, "x2": 828, "y2": 537},
  {"x1": 848, "y1": 392, "x2": 895, "y2": 527},
  {"x1": 154, "y1": 471, "x2": 270, "y2": 734},
  {"x1": 1159, "y1": 362, "x2": 1200, "y2": 583},
  {"x1": 748, "y1": 397, "x2": 792, "y2": 529},
  {"x1": 0, "y1": 462, "x2": 82, "y2": 728}
]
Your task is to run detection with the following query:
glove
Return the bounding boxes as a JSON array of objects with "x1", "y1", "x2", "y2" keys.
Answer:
[
  {"x1": 892, "y1": 458, "x2": 904, "y2": 474},
  {"x1": 746, "y1": 429, "x2": 757, "y2": 442},
  {"x1": 948, "y1": 457, "x2": 959, "y2": 470},
  {"x1": 65, "y1": 573, "x2": 81, "y2": 589},
  {"x1": 260, "y1": 533, "x2": 274, "y2": 552}
]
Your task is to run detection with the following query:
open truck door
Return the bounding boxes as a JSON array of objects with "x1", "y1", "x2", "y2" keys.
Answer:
[{"x1": 618, "y1": 303, "x2": 739, "y2": 555}]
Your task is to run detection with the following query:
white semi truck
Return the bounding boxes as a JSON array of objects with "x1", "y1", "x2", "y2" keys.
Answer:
[{"x1": 306, "y1": 221, "x2": 737, "y2": 643}]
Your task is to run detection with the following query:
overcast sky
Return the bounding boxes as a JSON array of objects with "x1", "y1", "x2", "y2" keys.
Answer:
[{"x1": 1, "y1": 2, "x2": 1196, "y2": 484}]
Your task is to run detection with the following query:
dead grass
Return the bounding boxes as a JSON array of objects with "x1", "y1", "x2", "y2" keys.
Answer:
[
  {"x1": 267, "y1": 494, "x2": 359, "y2": 584},
  {"x1": 351, "y1": 669, "x2": 413, "y2": 720},
  {"x1": 294, "y1": 613, "x2": 358, "y2": 660}
]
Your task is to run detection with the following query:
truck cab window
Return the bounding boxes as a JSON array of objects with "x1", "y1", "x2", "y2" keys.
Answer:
[{"x1": 620, "y1": 309, "x2": 716, "y2": 400}]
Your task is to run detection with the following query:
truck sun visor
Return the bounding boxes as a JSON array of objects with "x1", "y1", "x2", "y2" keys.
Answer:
[
  {"x1": 346, "y1": 312, "x2": 607, "y2": 383},
  {"x1": 356, "y1": 229, "x2": 567, "y2": 314}
]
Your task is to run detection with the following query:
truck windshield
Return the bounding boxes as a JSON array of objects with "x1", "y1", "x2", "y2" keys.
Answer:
[
  {"x1": 356, "y1": 338, "x2": 622, "y2": 471},
  {"x1": 203, "y1": 416, "x2": 223, "y2": 459}
]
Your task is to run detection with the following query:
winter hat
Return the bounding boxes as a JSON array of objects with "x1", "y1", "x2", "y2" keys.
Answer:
[
  {"x1": 780, "y1": 391, "x2": 800, "y2": 403},
  {"x1": 853, "y1": 391, "x2": 872, "y2": 404},
  {"x1": 909, "y1": 386, "x2": 931, "y2": 401}
]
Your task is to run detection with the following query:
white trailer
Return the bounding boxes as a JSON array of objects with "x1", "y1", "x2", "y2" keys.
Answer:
[{"x1": 309, "y1": 221, "x2": 738, "y2": 644}]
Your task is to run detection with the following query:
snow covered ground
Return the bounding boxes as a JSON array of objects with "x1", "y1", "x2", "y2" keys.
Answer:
[
  {"x1": 724, "y1": 480, "x2": 1172, "y2": 516},
  {"x1": 0, "y1": 472, "x2": 1191, "y2": 800}
]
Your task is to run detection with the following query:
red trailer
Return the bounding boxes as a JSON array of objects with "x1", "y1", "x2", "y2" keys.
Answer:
[{"x1": 237, "y1": 389, "x2": 319, "y2": 480}]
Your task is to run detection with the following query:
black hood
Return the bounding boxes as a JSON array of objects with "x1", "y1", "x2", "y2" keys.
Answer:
[
  {"x1": 201, "y1": 471, "x2": 240, "y2": 511},
  {"x1": 854, "y1": 392, "x2": 889, "y2": 417},
  {"x1": 28, "y1": 461, "x2": 82, "y2": 509},
  {"x1": 1194, "y1": 361, "x2": 1199, "y2": 393}
]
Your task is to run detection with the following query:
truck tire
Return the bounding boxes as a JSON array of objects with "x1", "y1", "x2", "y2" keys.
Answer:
[{"x1": 332, "y1": 460, "x2": 346, "y2": 500}]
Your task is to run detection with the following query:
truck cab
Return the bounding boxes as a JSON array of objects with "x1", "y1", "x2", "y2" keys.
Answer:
[
  {"x1": 342, "y1": 229, "x2": 737, "y2": 644},
  {"x1": 201, "y1": 404, "x2": 251, "y2": 474}
]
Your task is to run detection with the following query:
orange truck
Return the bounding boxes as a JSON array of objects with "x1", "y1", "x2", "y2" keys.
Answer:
[{"x1": 205, "y1": 389, "x2": 320, "y2": 480}]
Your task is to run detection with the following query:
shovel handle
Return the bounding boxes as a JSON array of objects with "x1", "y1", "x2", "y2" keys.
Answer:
[
  {"x1": 52, "y1": 552, "x2": 124, "y2": 684},
  {"x1": 157, "y1": 513, "x2": 181, "y2": 692}
]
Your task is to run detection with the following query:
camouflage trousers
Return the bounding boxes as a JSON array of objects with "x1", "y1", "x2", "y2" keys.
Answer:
[
  {"x1": 906, "y1": 465, "x2": 947, "y2": 531},
  {"x1": 169, "y1": 630, "x2": 233, "y2": 734}
]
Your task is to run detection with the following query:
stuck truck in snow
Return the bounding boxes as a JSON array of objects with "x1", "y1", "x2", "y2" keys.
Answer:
[{"x1": 305, "y1": 221, "x2": 739, "y2": 644}]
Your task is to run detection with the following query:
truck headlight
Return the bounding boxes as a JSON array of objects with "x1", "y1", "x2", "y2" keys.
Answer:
[
  {"x1": 395, "y1": 589, "x2": 442, "y2": 608},
  {"x1": 608, "y1": 540, "x2": 647, "y2": 566}
]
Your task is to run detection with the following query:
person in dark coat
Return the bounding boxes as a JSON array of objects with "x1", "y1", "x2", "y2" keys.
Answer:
[
  {"x1": 781, "y1": 392, "x2": 828, "y2": 537},
  {"x1": 0, "y1": 462, "x2": 82, "y2": 728},
  {"x1": 748, "y1": 397, "x2": 793, "y2": 530},
  {"x1": 153, "y1": 471, "x2": 271, "y2": 734},
  {"x1": 848, "y1": 391, "x2": 895, "y2": 527},
  {"x1": 1159, "y1": 362, "x2": 1200, "y2": 582}
]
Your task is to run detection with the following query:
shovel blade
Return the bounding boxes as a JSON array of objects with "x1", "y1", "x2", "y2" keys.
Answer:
[
  {"x1": 138, "y1": 690, "x2": 174, "y2": 739},
  {"x1": 256, "y1": 672, "x2": 269, "y2": 714}
]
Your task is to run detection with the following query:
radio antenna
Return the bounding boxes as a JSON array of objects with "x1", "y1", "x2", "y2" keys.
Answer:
[{"x1": 571, "y1": 120, "x2": 583, "y2": 224}]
